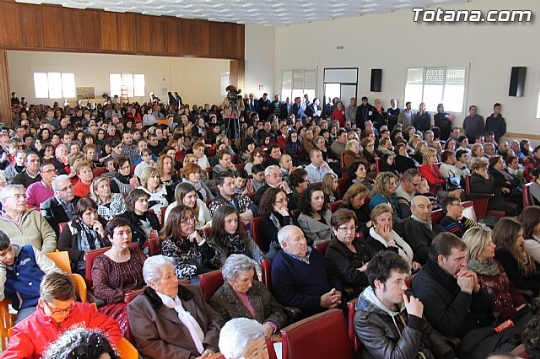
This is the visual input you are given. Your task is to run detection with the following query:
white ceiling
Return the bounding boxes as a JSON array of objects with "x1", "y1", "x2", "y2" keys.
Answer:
[{"x1": 16, "y1": 0, "x2": 468, "y2": 27}]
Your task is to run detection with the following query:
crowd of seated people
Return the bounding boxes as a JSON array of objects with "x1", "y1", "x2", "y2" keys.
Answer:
[{"x1": 3, "y1": 93, "x2": 540, "y2": 358}]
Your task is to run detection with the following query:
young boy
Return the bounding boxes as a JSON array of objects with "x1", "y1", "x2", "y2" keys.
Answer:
[
  {"x1": 233, "y1": 168, "x2": 251, "y2": 195},
  {"x1": 0, "y1": 231, "x2": 59, "y2": 323},
  {"x1": 251, "y1": 164, "x2": 266, "y2": 193},
  {"x1": 134, "y1": 148, "x2": 155, "y2": 179}
]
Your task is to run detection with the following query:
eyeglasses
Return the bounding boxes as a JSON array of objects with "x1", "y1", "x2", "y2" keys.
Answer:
[
  {"x1": 180, "y1": 216, "x2": 196, "y2": 224},
  {"x1": 42, "y1": 169, "x2": 58, "y2": 174},
  {"x1": 337, "y1": 226, "x2": 358, "y2": 233},
  {"x1": 7, "y1": 193, "x2": 26, "y2": 200},
  {"x1": 450, "y1": 202, "x2": 462, "y2": 207},
  {"x1": 43, "y1": 300, "x2": 74, "y2": 316}
]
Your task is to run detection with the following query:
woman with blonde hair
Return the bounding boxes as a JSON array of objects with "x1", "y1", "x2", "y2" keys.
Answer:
[
  {"x1": 419, "y1": 147, "x2": 462, "y2": 199},
  {"x1": 90, "y1": 176, "x2": 126, "y2": 220},
  {"x1": 343, "y1": 139, "x2": 366, "y2": 168},
  {"x1": 463, "y1": 226, "x2": 530, "y2": 322},
  {"x1": 321, "y1": 173, "x2": 339, "y2": 203},
  {"x1": 138, "y1": 167, "x2": 169, "y2": 215},
  {"x1": 181, "y1": 162, "x2": 214, "y2": 201},
  {"x1": 164, "y1": 182, "x2": 212, "y2": 228},
  {"x1": 366, "y1": 203, "x2": 419, "y2": 270},
  {"x1": 361, "y1": 137, "x2": 380, "y2": 173},
  {"x1": 493, "y1": 218, "x2": 540, "y2": 296}
]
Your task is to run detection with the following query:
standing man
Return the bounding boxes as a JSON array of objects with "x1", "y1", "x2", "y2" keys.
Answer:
[
  {"x1": 345, "y1": 98, "x2": 357, "y2": 124},
  {"x1": 463, "y1": 105, "x2": 485, "y2": 145},
  {"x1": 485, "y1": 103, "x2": 506, "y2": 141},
  {"x1": 258, "y1": 93, "x2": 271, "y2": 121},
  {"x1": 355, "y1": 251, "x2": 455, "y2": 359},
  {"x1": 397, "y1": 101, "x2": 415, "y2": 129},
  {"x1": 305, "y1": 98, "x2": 322, "y2": 124},
  {"x1": 386, "y1": 99, "x2": 401, "y2": 130},
  {"x1": 433, "y1": 103, "x2": 455, "y2": 141},
  {"x1": 355, "y1": 97, "x2": 375, "y2": 131}
]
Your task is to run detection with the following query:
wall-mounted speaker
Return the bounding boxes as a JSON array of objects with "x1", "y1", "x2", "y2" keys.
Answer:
[
  {"x1": 370, "y1": 69, "x2": 382, "y2": 92},
  {"x1": 509, "y1": 66, "x2": 526, "y2": 97}
]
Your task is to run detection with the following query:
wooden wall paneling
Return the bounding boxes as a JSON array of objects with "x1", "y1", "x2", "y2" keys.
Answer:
[
  {"x1": 151, "y1": 18, "x2": 168, "y2": 54},
  {"x1": 0, "y1": 48, "x2": 12, "y2": 126},
  {"x1": 101, "y1": 11, "x2": 118, "y2": 51},
  {"x1": 62, "y1": 8, "x2": 83, "y2": 50},
  {"x1": 221, "y1": 23, "x2": 237, "y2": 59},
  {"x1": 20, "y1": 3, "x2": 44, "y2": 48},
  {"x1": 81, "y1": 9, "x2": 102, "y2": 52},
  {"x1": 117, "y1": 12, "x2": 135, "y2": 53},
  {"x1": 166, "y1": 16, "x2": 182, "y2": 55},
  {"x1": 41, "y1": 5, "x2": 64, "y2": 49},
  {"x1": 209, "y1": 22, "x2": 223, "y2": 58},
  {"x1": 182, "y1": 19, "x2": 210, "y2": 57},
  {"x1": 137, "y1": 14, "x2": 168, "y2": 55},
  {"x1": 0, "y1": 2, "x2": 22, "y2": 47},
  {"x1": 229, "y1": 60, "x2": 245, "y2": 91}
]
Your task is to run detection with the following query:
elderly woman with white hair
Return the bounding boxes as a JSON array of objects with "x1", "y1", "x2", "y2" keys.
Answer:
[
  {"x1": 127, "y1": 255, "x2": 223, "y2": 359},
  {"x1": 219, "y1": 318, "x2": 269, "y2": 359},
  {"x1": 210, "y1": 254, "x2": 286, "y2": 339}
]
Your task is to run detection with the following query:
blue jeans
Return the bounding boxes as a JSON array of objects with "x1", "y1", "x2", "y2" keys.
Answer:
[{"x1": 15, "y1": 306, "x2": 36, "y2": 324}]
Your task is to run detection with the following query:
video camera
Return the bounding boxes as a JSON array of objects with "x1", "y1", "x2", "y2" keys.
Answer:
[{"x1": 226, "y1": 86, "x2": 242, "y2": 105}]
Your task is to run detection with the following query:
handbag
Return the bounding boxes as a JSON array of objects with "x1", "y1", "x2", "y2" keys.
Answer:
[{"x1": 445, "y1": 170, "x2": 461, "y2": 191}]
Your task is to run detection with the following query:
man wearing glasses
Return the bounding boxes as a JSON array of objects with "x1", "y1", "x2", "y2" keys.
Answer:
[
  {"x1": 438, "y1": 197, "x2": 479, "y2": 238},
  {"x1": 3, "y1": 272, "x2": 121, "y2": 359},
  {"x1": 25, "y1": 162, "x2": 57, "y2": 210},
  {"x1": 41, "y1": 175, "x2": 81, "y2": 237},
  {"x1": 395, "y1": 168, "x2": 422, "y2": 218},
  {"x1": 0, "y1": 184, "x2": 56, "y2": 253}
]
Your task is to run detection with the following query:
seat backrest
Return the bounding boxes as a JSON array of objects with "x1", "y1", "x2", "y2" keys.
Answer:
[
  {"x1": 45, "y1": 251, "x2": 72, "y2": 274},
  {"x1": 337, "y1": 178, "x2": 348, "y2": 199},
  {"x1": 85, "y1": 247, "x2": 111, "y2": 289},
  {"x1": 260, "y1": 258, "x2": 272, "y2": 293},
  {"x1": 281, "y1": 309, "x2": 354, "y2": 359},
  {"x1": 92, "y1": 167, "x2": 107, "y2": 179},
  {"x1": 375, "y1": 158, "x2": 381, "y2": 174},
  {"x1": 523, "y1": 182, "x2": 533, "y2": 207},
  {"x1": 58, "y1": 222, "x2": 68, "y2": 236},
  {"x1": 147, "y1": 238, "x2": 161, "y2": 256},
  {"x1": 431, "y1": 209, "x2": 444, "y2": 224},
  {"x1": 347, "y1": 298, "x2": 361, "y2": 353},
  {"x1": 340, "y1": 153, "x2": 346, "y2": 168},
  {"x1": 328, "y1": 201, "x2": 342, "y2": 213},
  {"x1": 199, "y1": 270, "x2": 224, "y2": 304},
  {"x1": 116, "y1": 337, "x2": 138, "y2": 358},
  {"x1": 250, "y1": 217, "x2": 267, "y2": 252},
  {"x1": 313, "y1": 241, "x2": 330, "y2": 256},
  {"x1": 464, "y1": 175, "x2": 472, "y2": 195},
  {"x1": 0, "y1": 299, "x2": 16, "y2": 351},
  {"x1": 124, "y1": 287, "x2": 145, "y2": 342}
]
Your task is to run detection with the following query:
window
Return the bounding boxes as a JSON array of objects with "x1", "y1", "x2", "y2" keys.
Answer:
[
  {"x1": 281, "y1": 69, "x2": 316, "y2": 102},
  {"x1": 220, "y1": 72, "x2": 230, "y2": 96},
  {"x1": 34, "y1": 72, "x2": 75, "y2": 99},
  {"x1": 110, "y1": 73, "x2": 145, "y2": 98},
  {"x1": 536, "y1": 75, "x2": 540, "y2": 119},
  {"x1": 404, "y1": 66, "x2": 467, "y2": 113}
]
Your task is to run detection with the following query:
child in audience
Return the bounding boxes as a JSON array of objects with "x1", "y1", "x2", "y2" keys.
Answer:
[
  {"x1": 416, "y1": 178, "x2": 442, "y2": 210},
  {"x1": 134, "y1": 148, "x2": 155, "y2": 179},
  {"x1": 0, "y1": 231, "x2": 59, "y2": 323},
  {"x1": 233, "y1": 168, "x2": 252, "y2": 195},
  {"x1": 251, "y1": 164, "x2": 266, "y2": 193}
]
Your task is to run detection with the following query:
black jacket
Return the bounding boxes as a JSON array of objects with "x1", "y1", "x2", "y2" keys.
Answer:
[
  {"x1": 40, "y1": 196, "x2": 81, "y2": 237},
  {"x1": 117, "y1": 211, "x2": 160, "y2": 249}
]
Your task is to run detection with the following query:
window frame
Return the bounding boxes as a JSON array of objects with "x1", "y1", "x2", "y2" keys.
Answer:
[{"x1": 33, "y1": 72, "x2": 76, "y2": 99}]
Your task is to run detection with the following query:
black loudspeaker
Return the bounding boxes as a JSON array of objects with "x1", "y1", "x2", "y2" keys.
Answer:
[
  {"x1": 370, "y1": 69, "x2": 382, "y2": 92},
  {"x1": 509, "y1": 66, "x2": 526, "y2": 97}
]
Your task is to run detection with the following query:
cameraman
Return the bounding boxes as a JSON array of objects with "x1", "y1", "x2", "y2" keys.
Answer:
[{"x1": 222, "y1": 85, "x2": 245, "y2": 140}]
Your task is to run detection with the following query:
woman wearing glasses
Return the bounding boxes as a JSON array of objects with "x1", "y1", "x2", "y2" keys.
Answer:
[
  {"x1": 244, "y1": 148, "x2": 265, "y2": 176},
  {"x1": 159, "y1": 205, "x2": 223, "y2": 283},
  {"x1": 325, "y1": 209, "x2": 377, "y2": 298},
  {"x1": 110, "y1": 156, "x2": 135, "y2": 196}
]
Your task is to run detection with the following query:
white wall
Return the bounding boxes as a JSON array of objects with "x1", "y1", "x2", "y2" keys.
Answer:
[
  {"x1": 273, "y1": 0, "x2": 540, "y2": 135},
  {"x1": 244, "y1": 25, "x2": 276, "y2": 98},
  {"x1": 7, "y1": 51, "x2": 229, "y2": 106}
]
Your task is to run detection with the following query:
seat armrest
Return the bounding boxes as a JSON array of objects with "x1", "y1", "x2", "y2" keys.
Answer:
[
  {"x1": 282, "y1": 306, "x2": 301, "y2": 324},
  {"x1": 87, "y1": 291, "x2": 106, "y2": 308}
]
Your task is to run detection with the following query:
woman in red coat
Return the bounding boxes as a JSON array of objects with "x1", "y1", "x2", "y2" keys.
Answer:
[{"x1": 419, "y1": 148, "x2": 462, "y2": 199}]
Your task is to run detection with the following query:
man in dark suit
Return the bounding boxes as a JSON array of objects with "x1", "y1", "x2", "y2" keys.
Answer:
[
  {"x1": 304, "y1": 98, "x2": 322, "y2": 124},
  {"x1": 40, "y1": 175, "x2": 80, "y2": 237},
  {"x1": 355, "y1": 96, "x2": 375, "y2": 131},
  {"x1": 258, "y1": 93, "x2": 271, "y2": 121}
]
